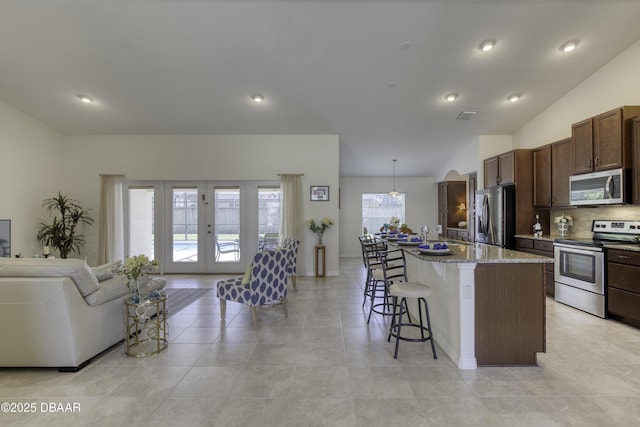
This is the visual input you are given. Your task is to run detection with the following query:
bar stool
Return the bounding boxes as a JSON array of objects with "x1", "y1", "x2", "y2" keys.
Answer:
[
  {"x1": 366, "y1": 248, "x2": 408, "y2": 324},
  {"x1": 360, "y1": 238, "x2": 387, "y2": 309},
  {"x1": 385, "y1": 256, "x2": 437, "y2": 360}
]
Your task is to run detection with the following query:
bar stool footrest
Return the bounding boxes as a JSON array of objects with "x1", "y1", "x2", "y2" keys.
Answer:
[{"x1": 388, "y1": 323, "x2": 433, "y2": 343}]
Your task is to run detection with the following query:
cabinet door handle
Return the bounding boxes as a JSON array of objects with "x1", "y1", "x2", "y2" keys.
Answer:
[
  {"x1": 617, "y1": 255, "x2": 632, "y2": 260},
  {"x1": 595, "y1": 157, "x2": 600, "y2": 167},
  {"x1": 588, "y1": 158, "x2": 592, "y2": 168}
]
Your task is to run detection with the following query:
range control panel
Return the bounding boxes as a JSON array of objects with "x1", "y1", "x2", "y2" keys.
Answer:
[{"x1": 592, "y1": 220, "x2": 640, "y2": 235}]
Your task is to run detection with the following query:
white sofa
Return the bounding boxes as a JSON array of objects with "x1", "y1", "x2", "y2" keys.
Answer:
[{"x1": 0, "y1": 258, "x2": 165, "y2": 371}]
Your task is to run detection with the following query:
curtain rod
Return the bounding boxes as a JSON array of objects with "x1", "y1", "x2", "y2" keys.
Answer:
[
  {"x1": 99, "y1": 174, "x2": 125, "y2": 177},
  {"x1": 277, "y1": 173, "x2": 304, "y2": 176}
]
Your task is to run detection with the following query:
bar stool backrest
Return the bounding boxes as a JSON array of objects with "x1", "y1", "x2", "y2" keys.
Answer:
[
  {"x1": 381, "y1": 249, "x2": 407, "y2": 284},
  {"x1": 361, "y1": 238, "x2": 387, "y2": 271}
]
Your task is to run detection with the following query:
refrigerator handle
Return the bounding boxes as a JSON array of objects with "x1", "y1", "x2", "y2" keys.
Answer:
[{"x1": 482, "y1": 196, "x2": 490, "y2": 235}]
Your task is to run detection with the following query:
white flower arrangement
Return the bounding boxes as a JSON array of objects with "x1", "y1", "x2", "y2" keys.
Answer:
[
  {"x1": 306, "y1": 217, "x2": 333, "y2": 244},
  {"x1": 116, "y1": 254, "x2": 159, "y2": 287},
  {"x1": 306, "y1": 217, "x2": 333, "y2": 233},
  {"x1": 554, "y1": 213, "x2": 573, "y2": 225},
  {"x1": 390, "y1": 216, "x2": 401, "y2": 227}
]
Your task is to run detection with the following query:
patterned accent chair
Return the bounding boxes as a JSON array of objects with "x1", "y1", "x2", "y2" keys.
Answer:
[
  {"x1": 281, "y1": 238, "x2": 300, "y2": 291},
  {"x1": 216, "y1": 249, "x2": 289, "y2": 330}
]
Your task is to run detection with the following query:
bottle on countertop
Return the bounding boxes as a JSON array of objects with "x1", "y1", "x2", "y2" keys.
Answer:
[{"x1": 533, "y1": 214, "x2": 543, "y2": 238}]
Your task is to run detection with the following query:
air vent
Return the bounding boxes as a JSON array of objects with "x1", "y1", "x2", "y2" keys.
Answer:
[{"x1": 457, "y1": 111, "x2": 477, "y2": 120}]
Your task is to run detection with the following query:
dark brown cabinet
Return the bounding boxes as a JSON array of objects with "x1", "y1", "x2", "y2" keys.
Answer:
[
  {"x1": 634, "y1": 117, "x2": 640, "y2": 204},
  {"x1": 446, "y1": 228, "x2": 469, "y2": 241},
  {"x1": 438, "y1": 181, "x2": 466, "y2": 232},
  {"x1": 607, "y1": 248, "x2": 640, "y2": 328},
  {"x1": 551, "y1": 137, "x2": 574, "y2": 207},
  {"x1": 515, "y1": 237, "x2": 554, "y2": 297},
  {"x1": 572, "y1": 118, "x2": 593, "y2": 175},
  {"x1": 475, "y1": 263, "x2": 546, "y2": 366},
  {"x1": 533, "y1": 145, "x2": 551, "y2": 208},
  {"x1": 572, "y1": 106, "x2": 640, "y2": 174},
  {"x1": 533, "y1": 138, "x2": 574, "y2": 208},
  {"x1": 484, "y1": 151, "x2": 515, "y2": 188}
]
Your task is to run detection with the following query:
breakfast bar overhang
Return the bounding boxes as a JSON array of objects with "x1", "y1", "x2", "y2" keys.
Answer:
[{"x1": 398, "y1": 242, "x2": 553, "y2": 369}]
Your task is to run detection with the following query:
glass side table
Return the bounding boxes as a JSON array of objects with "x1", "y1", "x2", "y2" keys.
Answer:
[{"x1": 124, "y1": 295, "x2": 168, "y2": 357}]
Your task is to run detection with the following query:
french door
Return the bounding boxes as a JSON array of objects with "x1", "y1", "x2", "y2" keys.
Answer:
[
  {"x1": 164, "y1": 182, "x2": 246, "y2": 274},
  {"x1": 125, "y1": 181, "x2": 280, "y2": 274}
]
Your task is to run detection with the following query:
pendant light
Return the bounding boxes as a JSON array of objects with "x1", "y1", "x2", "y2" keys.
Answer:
[{"x1": 388, "y1": 159, "x2": 401, "y2": 197}]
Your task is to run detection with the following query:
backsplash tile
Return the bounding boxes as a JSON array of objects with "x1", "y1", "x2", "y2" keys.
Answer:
[{"x1": 549, "y1": 206, "x2": 640, "y2": 239}]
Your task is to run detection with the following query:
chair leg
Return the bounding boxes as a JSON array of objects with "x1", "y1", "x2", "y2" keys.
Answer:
[
  {"x1": 387, "y1": 296, "x2": 398, "y2": 342},
  {"x1": 291, "y1": 276, "x2": 297, "y2": 292},
  {"x1": 250, "y1": 306, "x2": 258, "y2": 330},
  {"x1": 219, "y1": 298, "x2": 226, "y2": 321},
  {"x1": 422, "y1": 298, "x2": 438, "y2": 360},
  {"x1": 393, "y1": 297, "x2": 406, "y2": 359},
  {"x1": 282, "y1": 298, "x2": 288, "y2": 318}
]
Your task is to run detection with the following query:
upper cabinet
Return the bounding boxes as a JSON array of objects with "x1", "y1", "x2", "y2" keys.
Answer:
[
  {"x1": 482, "y1": 149, "x2": 539, "y2": 235},
  {"x1": 533, "y1": 138, "x2": 574, "y2": 208},
  {"x1": 484, "y1": 151, "x2": 515, "y2": 188},
  {"x1": 551, "y1": 137, "x2": 574, "y2": 207},
  {"x1": 572, "y1": 106, "x2": 640, "y2": 174},
  {"x1": 533, "y1": 145, "x2": 551, "y2": 208},
  {"x1": 633, "y1": 117, "x2": 640, "y2": 204}
]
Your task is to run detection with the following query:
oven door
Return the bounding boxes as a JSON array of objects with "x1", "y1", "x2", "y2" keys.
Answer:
[{"x1": 554, "y1": 244, "x2": 604, "y2": 294}]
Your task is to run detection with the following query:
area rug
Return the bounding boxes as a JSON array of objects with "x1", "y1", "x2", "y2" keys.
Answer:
[{"x1": 163, "y1": 288, "x2": 213, "y2": 317}]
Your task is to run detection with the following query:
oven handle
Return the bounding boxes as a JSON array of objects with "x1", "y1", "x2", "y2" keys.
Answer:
[{"x1": 553, "y1": 243, "x2": 604, "y2": 254}]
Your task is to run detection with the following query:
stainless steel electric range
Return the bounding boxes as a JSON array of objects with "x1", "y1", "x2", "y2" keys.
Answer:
[{"x1": 554, "y1": 220, "x2": 640, "y2": 318}]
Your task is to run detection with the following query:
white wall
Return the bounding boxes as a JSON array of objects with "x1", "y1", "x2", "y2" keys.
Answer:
[
  {"x1": 61, "y1": 135, "x2": 340, "y2": 274},
  {"x1": 339, "y1": 176, "x2": 437, "y2": 258},
  {"x1": 0, "y1": 100, "x2": 64, "y2": 257},
  {"x1": 513, "y1": 39, "x2": 640, "y2": 149}
]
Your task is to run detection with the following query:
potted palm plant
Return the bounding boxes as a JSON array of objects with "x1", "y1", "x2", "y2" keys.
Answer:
[{"x1": 36, "y1": 192, "x2": 94, "y2": 258}]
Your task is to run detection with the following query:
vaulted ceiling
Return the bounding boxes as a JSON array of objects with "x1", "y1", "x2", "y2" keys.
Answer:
[{"x1": 2, "y1": 1, "x2": 640, "y2": 176}]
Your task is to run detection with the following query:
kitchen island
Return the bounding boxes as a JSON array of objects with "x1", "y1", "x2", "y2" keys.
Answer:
[{"x1": 392, "y1": 240, "x2": 552, "y2": 369}]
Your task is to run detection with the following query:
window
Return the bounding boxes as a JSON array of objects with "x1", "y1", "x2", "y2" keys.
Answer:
[
  {"x1": 128, "y1": 187, "x2": 155, "y2": 260},
  {"x1": 362, "y1": 193, "x2": 405, "y2": 233}
]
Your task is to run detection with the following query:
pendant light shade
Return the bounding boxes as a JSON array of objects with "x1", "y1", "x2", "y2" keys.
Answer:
[{"x1": 388, "y1": 159, "x2": 401, "y2": 197}]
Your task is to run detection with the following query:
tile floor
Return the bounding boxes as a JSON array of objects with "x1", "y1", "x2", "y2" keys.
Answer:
[{"x1": 2, "y1": 257, "x2": 640, "y2": 426}]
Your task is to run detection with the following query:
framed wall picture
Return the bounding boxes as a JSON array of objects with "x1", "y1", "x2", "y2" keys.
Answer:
[{"x1": 310, "y1": 185, "x2": 330, "y2": 201}]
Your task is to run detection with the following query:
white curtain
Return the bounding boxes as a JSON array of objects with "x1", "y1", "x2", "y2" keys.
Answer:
[
  {"x1": 97, "y1": 174, "x2": 124, "y2": 264},
  {"x1": 280, "y1": 174, "x2": 304, "y2": 271}
]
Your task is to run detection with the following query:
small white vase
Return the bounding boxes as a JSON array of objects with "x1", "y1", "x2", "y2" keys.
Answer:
[{"x1": 558, "y1": 222, "x2": 568, "y2": 237}]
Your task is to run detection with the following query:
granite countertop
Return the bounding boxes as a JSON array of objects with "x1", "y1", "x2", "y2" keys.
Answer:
[
  {"x1": 514, "y1": 234, "x2": 640, "y2": 252},
  {"x1": 389, "y1": 241, "x2": 553, "y2": 264},
  {"x1": 603, "y1": 243, "x2": 640, "y2": 252}
]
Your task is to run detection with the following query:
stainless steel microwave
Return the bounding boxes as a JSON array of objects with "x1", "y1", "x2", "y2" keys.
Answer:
[{"x1": 569, "y1": 168, "x2": 628, "y2": 206}]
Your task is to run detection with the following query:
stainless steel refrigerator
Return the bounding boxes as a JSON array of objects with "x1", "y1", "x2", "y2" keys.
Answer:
[{"x1": 476, "y1": 185, "x2": 516, "y2": 249}]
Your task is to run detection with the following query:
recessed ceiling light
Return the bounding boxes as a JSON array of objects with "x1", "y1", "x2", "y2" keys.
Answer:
[
  {"x1": 251, "y1": 94, "x2": 264, "y2": 103},
  {"x1": 560, "y1": 39, "x2": 579, "y2": 53},
  {"x1": 507, "y1": 94, "x2": 521, "y2": 103},
  {"x1": 444, "y1": 93, "x2": 458, "y2": 102},
  {"x1": 77, "y1": 94, "x2": 93, "y2": 103},
  {"x1": 479, "y1": 39, "x2": 496, "y2": 52}
]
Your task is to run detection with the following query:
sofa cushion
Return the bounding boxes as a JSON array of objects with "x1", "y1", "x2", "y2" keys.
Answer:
[
  {"x1": 0, "y1": 258, "x2": 99, "y2": 297},
  {"x1": 84, "y1": 276, "x2": 131, "y2": 306},
  {"x1": 92, "y1": 261, "x2": 121, "y2": 282}
]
